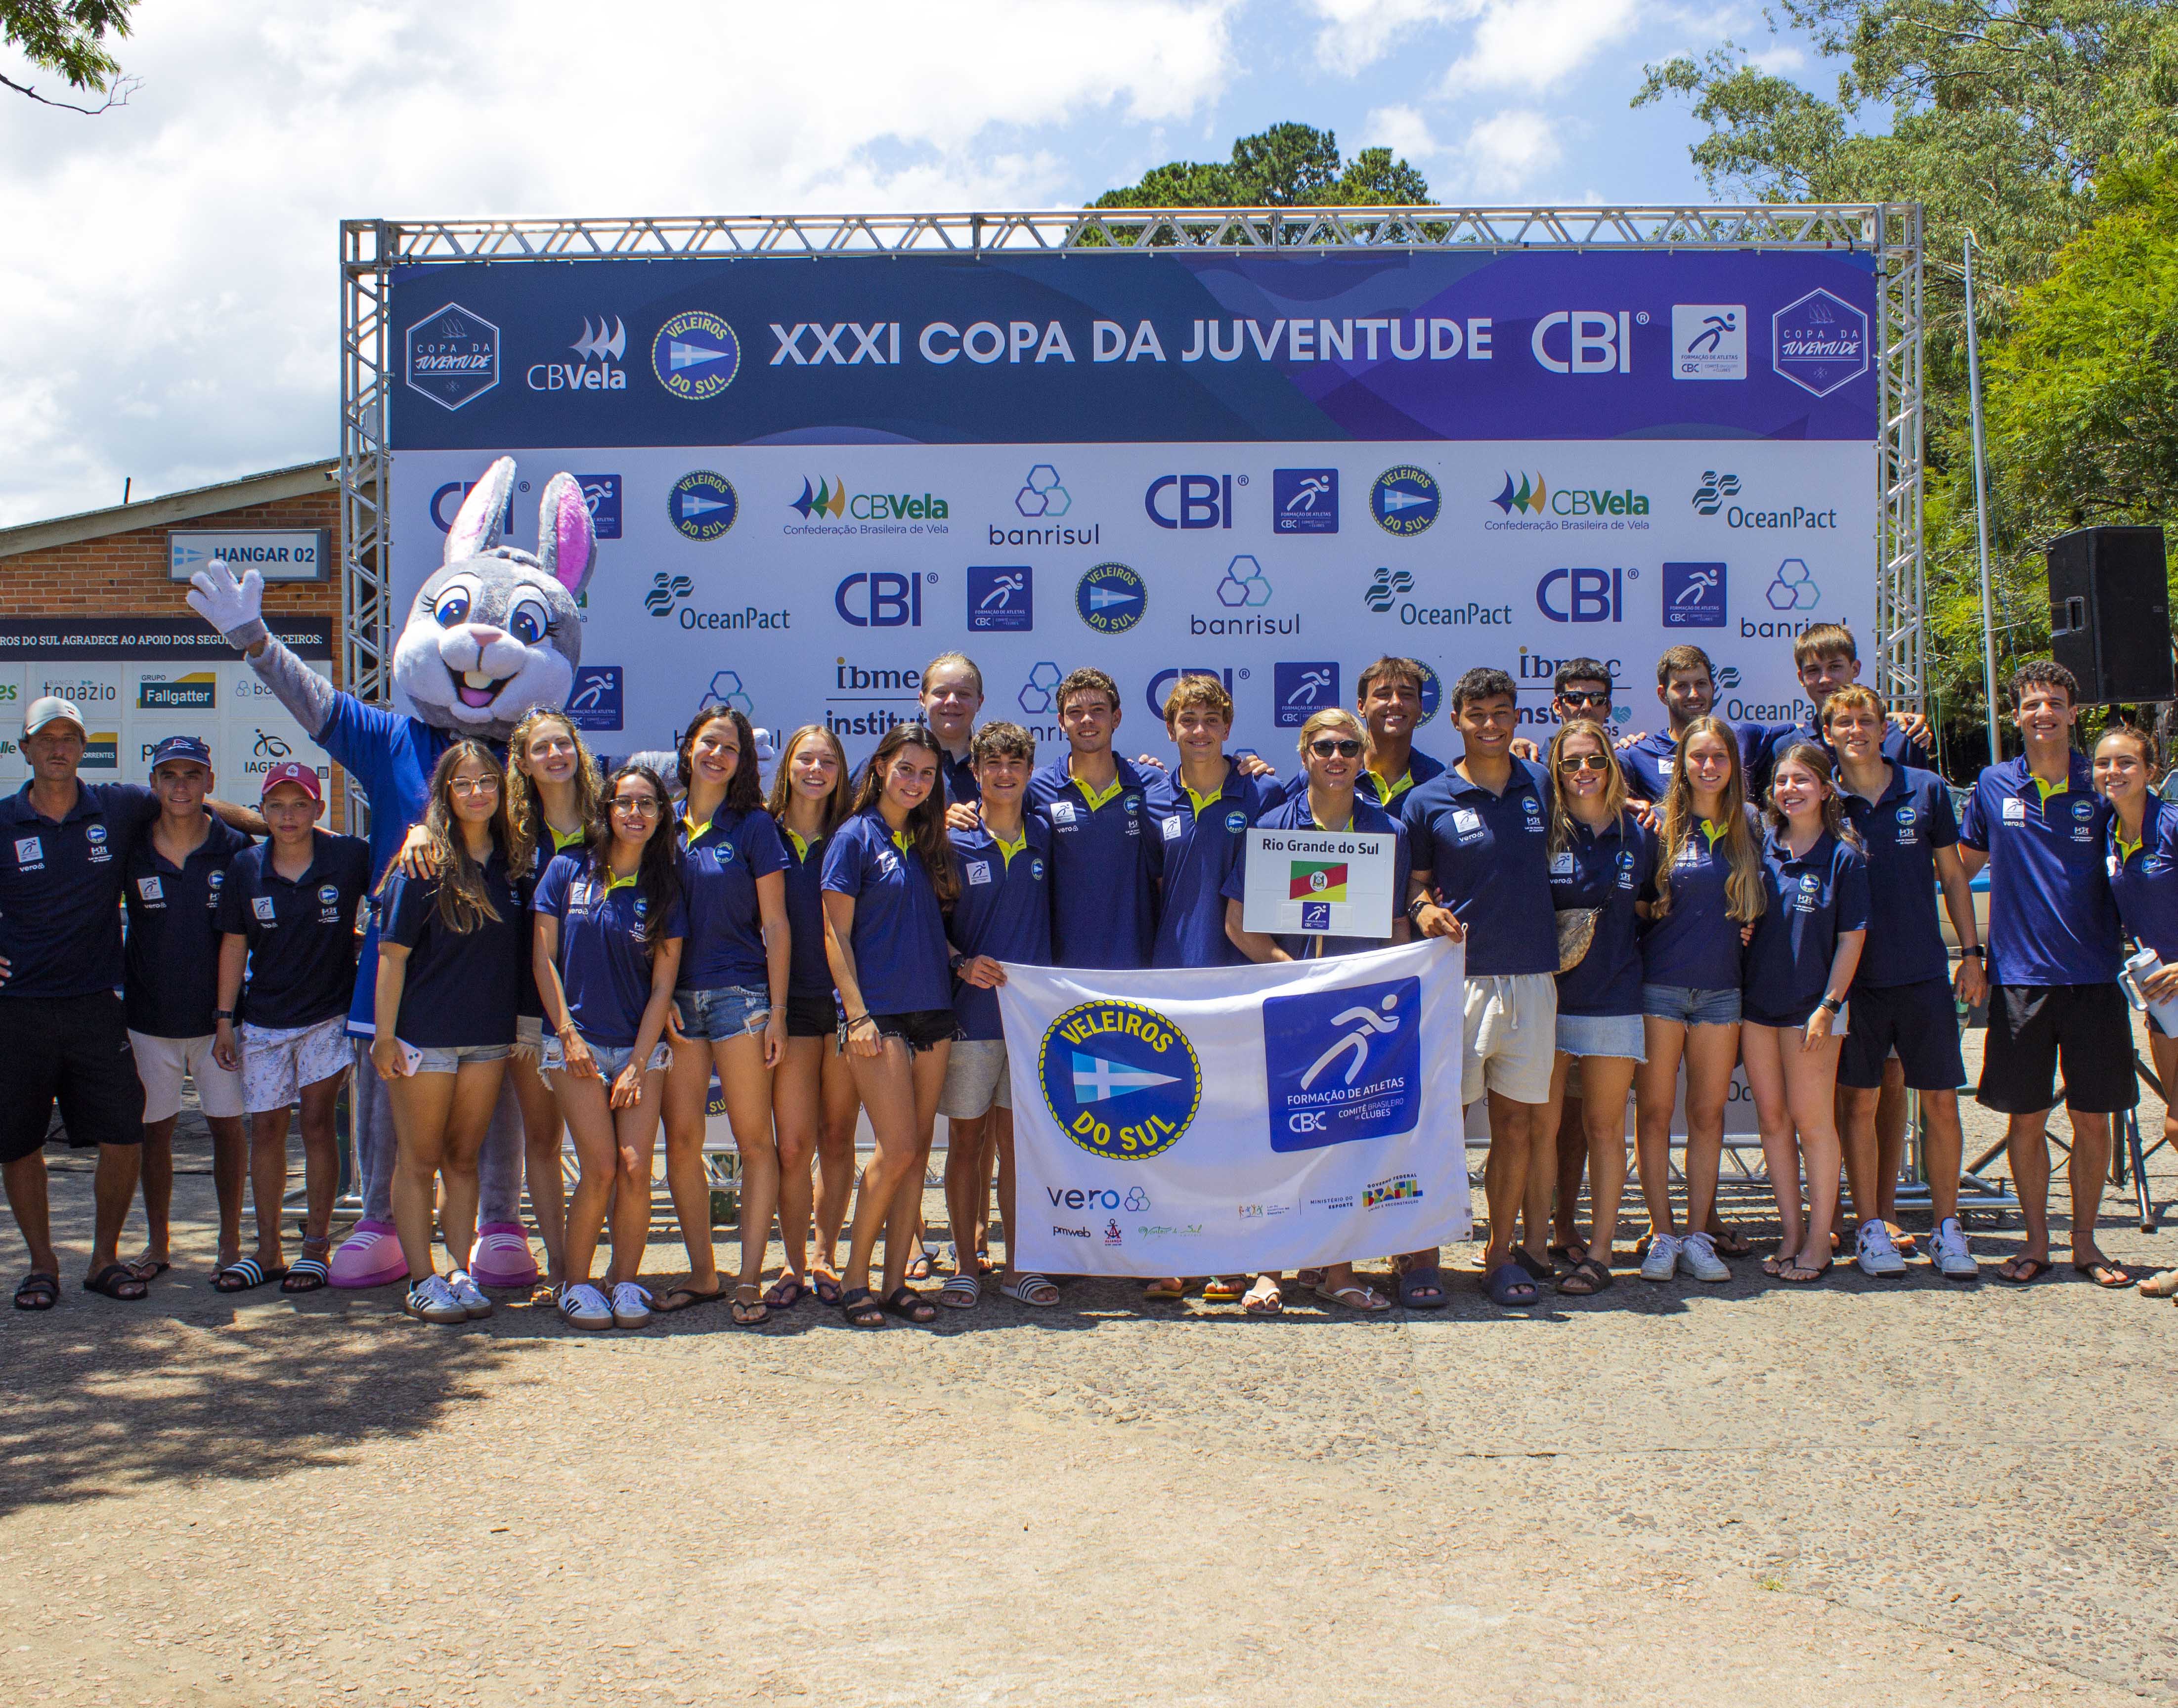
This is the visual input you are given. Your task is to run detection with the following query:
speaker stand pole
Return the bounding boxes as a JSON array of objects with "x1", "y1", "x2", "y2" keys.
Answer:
[{"x1": 1964, "y1": 232, "x2": 2003, "y2": 768}]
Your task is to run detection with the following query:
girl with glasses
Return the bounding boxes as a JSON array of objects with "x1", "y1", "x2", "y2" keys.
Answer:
[
  {"x1": 1221, "y1": 707, "x2": 1408, "y2": 1314},
  {"x1": 532, "y1": 763, "x2": 686, "y2": 1330},
  {"x1": 1537, "y1": 720, "x2": 1656, "y2": 1295}
]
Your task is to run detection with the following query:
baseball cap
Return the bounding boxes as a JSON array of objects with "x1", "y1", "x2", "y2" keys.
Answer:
[
  {"x1": 149, "y1": 735, "x2": 214, "y2": 771},
  {"x1": 258, "y1": 761, "x2": 323, "y2": 804},
  {"x1": 23, "y1": 695, "x2": 85, "y2": 737}
]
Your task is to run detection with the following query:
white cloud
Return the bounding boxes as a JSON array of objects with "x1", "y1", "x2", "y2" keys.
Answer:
[
  {"x1": 1440, "y1": 0, "x2": 1643, "y2": 93},
  {"x1": 1362, "y1": 103, "x2": 1447, "y2": 160},
  {"x1": 1304, "y1": 0, "x2": 1463, "y2": 77},
  {"x1": 1460, "y1": 108, "x2": 1564, "y2": 191},
  {"x1": 0, "y1": 0, "x2": 1238, "y2": 525}
]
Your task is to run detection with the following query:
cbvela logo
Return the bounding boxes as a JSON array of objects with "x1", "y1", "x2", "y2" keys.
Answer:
[
  {"x1": 1670, "y1": 305, "x2": 1745, "y2": 380},
  {"x1": 1772, "y1": 289, "x2": 1870, "y2": 398},
  {"x1": 1263, "y1": 977, "x2": 1421, "y2": 1152},
  {"x1": 1363, "y1": 1173, "x2": 1423, "y2": 1210},
  {"x1": 1037, "y1": 999, "x2": 1201, "y2": 1162},
  {"x1": 404, "y1": 303, "x2": 498, "y2": 411},
  {"x1": 527, "y1": 315, "x2": 628, "y2": 393},
  {"x1": 789, "y1": 478, "x2": 950, "y2": 530},
  {"x1": 1493, "y1": 473, "x2": 1651, "y2": 522},
  {"x1": 652, "y1": 311, "x2": 741, "y2": 400}
]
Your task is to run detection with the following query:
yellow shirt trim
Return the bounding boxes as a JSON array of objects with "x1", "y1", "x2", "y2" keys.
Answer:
[
  {"x1": 2032, "y1": 775, "x2": 2068, "y2": 806},
  {"x1": 604, "y1": 871, "x2": 638, "y2": 893},
  {"x1": 993, "y1": 828, "x2": 1028, "y2": 868},
  {"x1": 1073, "y1": 773, "x2": 1125, "y2": 812},
  {"x1": 2116, "y1": 828, "x2": 2142, "y2": 863},
  {"x1": 784, "y1": 828, "x2": 811, "y2": 861},
  {"x1": 891, "y1": 829, "x2": 912, "y2": 854},
  {"x1": 682, "y1": 814, "x2": 711, "y2": 842},
  {"x1": 550, "y1": 825, "x2": 583, "y2": 851},
  {"x1": 1700, "y1": 818, "x2": 1730, "y2": 849},
  {"x1": 1183, "y1": 783, "x2": 1221, "y2": 817},
  {"x1": 1371, "y1": 769, "x2": 1414, "y2": 804}
]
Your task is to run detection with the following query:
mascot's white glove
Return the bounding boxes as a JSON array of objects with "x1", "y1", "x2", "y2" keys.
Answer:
[{"x1": 186, "y1": 558, "x2": 270, "y2": 651}]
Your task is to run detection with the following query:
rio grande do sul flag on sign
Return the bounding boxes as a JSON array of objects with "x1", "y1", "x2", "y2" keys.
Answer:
[{"x1": 997, "y1": 938, "x2": 1470, "y2": 1278}]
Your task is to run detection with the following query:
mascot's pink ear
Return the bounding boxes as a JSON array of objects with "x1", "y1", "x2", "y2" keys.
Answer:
[
  {"x1": 535, "y1": 472, "x2": 597, "y2": 597},
  {"x1": 444, "y1": 456, "x2": 517, "y2": 564}
]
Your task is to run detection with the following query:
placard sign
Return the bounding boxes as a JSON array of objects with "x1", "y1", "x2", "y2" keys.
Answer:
[
  {"x1": 169, "y1": 529, "x2": 330, "y2": 583},
  {"x1": 1241, "y1": 827, "x2": 1398, "y2": 939}
]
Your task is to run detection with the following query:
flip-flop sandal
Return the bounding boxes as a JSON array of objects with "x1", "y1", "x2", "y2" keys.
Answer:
[
  {"x1": 903, "y1": 1249, "x2": 936, "y2": 1283},
  {"x1": 1779, "y1": 1258, "x2": 1832, "y2": 1284},
  {"x1": 214, "y1": 1258, "x2": 286, "y2": 1293},
  {"x1": 883, "y1": 1285, "x2": 937, "y2": 1324},
  {"x1": 761, "y1": 1274, "x2": 805, "y2": 1310},
  {"x1": 2138, "y1": 1269, "x2": 2178, "y2": 1298},
  {"x1": 2072, "y1": 1259, "x2": 2133, "y2": 1288},
  {"x1": 1557, "y1": 1257, "x2": 1613, "y2": 1296},
  {"x1": 1312, "y1": 1282, "x2": 1391, "y2": 1312},
  {"x1": 730, "y1": 1286, "x2": 769, "y2": 1326},
  {"x1": 1483, "y1": 1261, "x2": 1539, "y2": 1307},
  {"x1": 1201, "y1": 1277, "x2": 1246, "y2": 1303},
  {"x1": 13, "y1": 1271, "x2": 59, "y2": 1312},
  {"x1": 126, "y1": 1256, "x2": 171, "y2": 1282},
  {"x1": 811, "y1": 1274, "x2": 844, "y2": 1307},
  {"x1": 653, "y1": 1282, "x2": 726, "y2": 1314},
  {"x1": 1141, "y1": 1278, "x2": 1186, "y2": 1301},
  {"x1": 1998, "y1": 1255, "x2": 2053, "y2": 1284},
  {"x1": 1707, "y1": 1226, "x2": 1755, "y2": 1259},
  {"x1": 937, "y1": 1274, "x2": 980, "y2": 1310},
  {"x1": 281, "y1": 1258, "x2": 331, "y2": 1294},
  {"x1": 1397, "y1": 1266, "x2": 1447, "y2": 1310},
  {"x1": 83, "y1": 1263, "x2": 149, "y2": 1302},
  {"x1": 1241, "y1": 1279, "x2": 1282, "y2": 1315},
  {"x1": 837, "y1": 1285, "x2": 886, "y2": 1328},
  {"x1": 999, "y1": 1273, "x2": 1059, "y2": 1307}
]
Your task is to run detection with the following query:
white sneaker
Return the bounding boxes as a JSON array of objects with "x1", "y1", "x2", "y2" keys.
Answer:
[
  {"x1": 610, "y1": 1281, "x2": 653, "y2": 1328},
  {"x1": 1928, "y1": 1217, "x2": 1979, "y2": 1281},
  {"x1": 1855, "y1": 1219, "x2": 1907, "y2": 1277},
  {"x1": 1678, "y1": 1229, "x2": 1732, "y2": 1282},
  {"x1": 1640, "y1": 1232, "x2": 1682, "y2": 1282},
  {"x1": 445, "y1": 1269, "x2": 493, "y2": 1320},
  {"x1": 557, "y1": 1282, "x2": 613, "y2": 1331},
  {"x1": 403, "y1": 1274, "x2": 467, "y2": 1325}
]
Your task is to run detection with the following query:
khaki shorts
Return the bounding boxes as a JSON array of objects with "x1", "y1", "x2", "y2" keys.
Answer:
[
  {"x1": 938, "y1": 1037, "x2": 1011, "y2": 1119},
  {"x1": 129, "y1": 1030, "x2": 244, "y2": 1122},
  {"x1": 1461, "y1": 973, "x2": 1558, "y2": 1107}
]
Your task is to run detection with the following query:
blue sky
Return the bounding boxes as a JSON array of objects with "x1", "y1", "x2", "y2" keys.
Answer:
[{"x1": 0, "y1": 0, "x2": 1831, "y2": 527}]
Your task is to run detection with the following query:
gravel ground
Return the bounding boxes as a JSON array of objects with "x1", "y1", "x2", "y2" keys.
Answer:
[{"x1": 2, "y1": 1027, "x2": 2173, "y2": 1706}]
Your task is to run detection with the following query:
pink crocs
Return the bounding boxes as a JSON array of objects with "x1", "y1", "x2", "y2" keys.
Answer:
[
  {"x1": 468, "y1": 1222, "x2": 539, "y2": 1289},
  {"x1": 328, "y1": 1220, "x2": 410, "y2": 1289}
]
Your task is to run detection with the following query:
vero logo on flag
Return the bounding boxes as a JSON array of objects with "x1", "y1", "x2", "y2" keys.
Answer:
[{"x1": 1289, "y1": 860, "x2": 1347, "y2": 902}]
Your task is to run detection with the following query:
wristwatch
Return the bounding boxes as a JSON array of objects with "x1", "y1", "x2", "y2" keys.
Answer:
[
  {"x1": 1818, "y1": 994, "x2": 1844, "y2": 1014},
  {"x1": 1960, "y1": 945, "x2": 1986, "y2": 960},
  {"x1": 1405, "y1": 893, "x2": 1430, "y2": 922},
  {"x1": 214, "y1": 1009, "x2": 235, "y2": 1023}
]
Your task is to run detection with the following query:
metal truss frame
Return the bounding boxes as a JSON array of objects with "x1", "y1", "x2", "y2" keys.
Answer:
[{"x1": 339, "y1": 202, "x2": 1929, "y2": 781}]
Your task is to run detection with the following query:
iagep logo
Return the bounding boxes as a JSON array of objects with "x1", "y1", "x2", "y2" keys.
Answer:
[
  {"x1": 1263, "y1": 977, "x2": 1421, "y2": 1152},
  {"x1": 1038, "y1": 1000, "x2": 1201, "y2": 1162}
]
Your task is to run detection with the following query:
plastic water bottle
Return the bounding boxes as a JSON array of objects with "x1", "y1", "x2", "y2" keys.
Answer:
[{"x1": 2120, "y1": 946, "x2": 2178, "y2": 1034}]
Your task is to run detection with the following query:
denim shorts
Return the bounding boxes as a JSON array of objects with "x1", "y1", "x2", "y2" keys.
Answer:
[
  {"x1": 540, "y1": 1032, "x2": 671, "y2": 1079},
  {"x1": 409, "y1": 1040, "x2": 513, "y2": 1074},
  {"x1": 1640, "y1": 983, "x2": 1741, "y2": 1027},
  {"x1": 1555, "y1": 1012, "x2": 1647, "y2": 1062},
  {"x1": 673, "y1": 982, "x2": 770, "y2": 1042}
]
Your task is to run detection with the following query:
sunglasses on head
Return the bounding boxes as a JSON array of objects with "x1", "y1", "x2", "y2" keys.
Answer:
[
  {"x1": 1308, "y1": 738, "x2": 1363, "y2": 758},
  {"x1": 1557, "y1": 752, "x2": 1610, "y2": 772}
]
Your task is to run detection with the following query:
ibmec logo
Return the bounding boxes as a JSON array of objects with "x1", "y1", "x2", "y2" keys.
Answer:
[
  {"x1": 1145, "y1": 474, "x2": 1244, "y2": 530},
  {"x1": 834, "y1": 571, "x2": 927, "y2": 629},
  {"x1": 405, "y1": 303, "x2": 499, "y2": 412},
  {"x1": 1536, "y1": 567, "x2": 1632, "y2": 623},
  {"x1": 1772, "y1": 289, "x2": 1870, "y2": 397}
]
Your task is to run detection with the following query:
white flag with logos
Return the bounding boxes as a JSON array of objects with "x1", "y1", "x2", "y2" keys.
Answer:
[{"x1": 998, "y1": 939, "x2": 1470, "y2": 1278}]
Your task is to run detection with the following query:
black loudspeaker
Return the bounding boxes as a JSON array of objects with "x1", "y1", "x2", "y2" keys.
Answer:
[{"x1": 2046, "y1": 525, "x2": 2173, "y2": 704}]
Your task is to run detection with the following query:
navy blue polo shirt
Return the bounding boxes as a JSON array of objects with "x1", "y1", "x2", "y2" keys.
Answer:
[
  {"x1": 122, "y1": 814, "x2": 254, "y2": 1037},
  {"x1": 2110, "y1": 794, "x2": 2178, "y2": 961},
  {"x1": 1551, "y1": 811, "x2": 1658, "y2": 1018},
  {"x1": 946, "y1": 817, "x2": 1052, "y2": 1038},
  {"x1": 1027, "y1": 756, "x2": 1159, "y2": 970},
  {"x1": 1837, "y1": 763, "x2": 1958, "y2": 988},
  {"x1": 1223, "y1": 791, "x2": 1409, "y2": 960},
  {"x1": 938, "y1": 746, "x2": 979, "y2": 811},
  {"x1": 1743, "y1": 827, "x2": 1870, "y2": 1022},
  {"x1": 1751, "y1": 713, "x2": 1915, "y2": 798},
  {"x1": 0, "y1": 780, "x2": 159, "y2": 1001},
  {"x1": 379, "y1": 853, "x2": 522, "y2": 1048},
  {"x1": 821, "y1": 811, "x2": 953, "y2": 1015},
  {"x1": 1639, "y1": 806, "x2": 1760, "y2": 991},
  {"x1": 1148, "y1": 760, "x2": 1275, "y2": 968},
  {"x1": 780, "y1": 826, "x2": 835, "y2": 1003},
  {"x1": 676, "y1": 807, "x2": 786, "y2": 992},
  {"x1": 1400, "y1": 757, "x2": 1556, "y2": 976},
  {"x1": 214, "y1": 831, "x2": 373, "y2": 1030},
  {"x1": 532, "y1": 850, "x2": 687, "y2": 1047},
  {"x1": 516, "y1": 825, "x2": 587, "y2": 1020},
  {"x1": 1960, "y1": 754, "x2": 2122, "y2": 987},
  {"x1": 1359, "y1": 745, "x2": 1444, "y2": 811}
]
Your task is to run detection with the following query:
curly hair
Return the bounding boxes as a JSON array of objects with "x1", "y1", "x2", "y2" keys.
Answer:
[{"x1": 506, "y1": 708, "x2": 603, "y2": 875}]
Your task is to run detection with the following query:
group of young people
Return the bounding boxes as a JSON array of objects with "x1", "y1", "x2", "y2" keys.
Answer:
[{"x1": 2, "y1": 620, "x2": 2167, "y2": 1327}]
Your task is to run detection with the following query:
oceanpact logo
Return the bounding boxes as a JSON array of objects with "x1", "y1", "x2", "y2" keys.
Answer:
[
  {"x1": 527, "y1": 315, "x2": 628, "y2": 392},
  {"x1": 1274, "y1": 662, "x2": 1339, "y2": 728},
  {"x1": 645, "y1": 573, "x2": 696, "y2": 617},
  {"x1": 1077, "y1": 563, "x2": 1146, "y2": 635},
  {"x1": 138, "y1": 673, "x2": 216, "y2": 711},
  {"x1": 652, "y1": 310, "x2": 741, "y2": 401},
  {"x1": 1363, "y1": 567, "x2": 1414, "y2": 612},
  {"x1": 789, "y1": 478, "x2": 951, "y2": 527},
  {"x1": 968, "y1": 565, "x2": 1033, "y2": 633},
  {"x1": 1691, "y1": 471, "x2": 1741, "y2": 516},
  {"x1": 1693, "y1": 471, "x2": 1839, "y2": 531},
  {"x1": 1670, "y1": 304, "x2": 1746, "y2": 381},
  {"x1": 1263, "y1": 977, "x2": 1421, "y2": 1153},
  {"x1": 1018, "y1": 661, "x2": 1064, "y2": 717},
  {"x1": 1274, "y1": 469, "x2": 1337, "y2": 534},
  {"x1": 1772, "y1": 289, "x2": 1870, "y2": 398},
  {"x1": 1662, "y1": 562, "x2": 1728, "y2": 629},
  {"x1": 1765, "y1": 557, "x2": 1822, "y2": 612},
  {"x1": 835, "y1": 571, "x2": 930, "y2": 629},
  {"x1": 1493, "y1": 473, "x2": 1652, "y2": 520},
  {"x1": 1038, "y1": 999, "x2": 1202, "y2": 1163},
  {"x1": 404, "y1": 303, "x2": 498, "y2": 412},
  {"x1": 1536, "y1": 566, "x2": 1635, "y2": 623},
  {"x1": 566, "y1": 665, "x2": 623, "y2": 732},
  {"x1": 669, "y1": 472, "x2": 739, "y2": 542},
  {"x1": 1145, "y1": 473, "x2": 1245, "y2": 530},
  {"x1": 1371, "y1": 467, "x2": 1439, "y2": 536}
]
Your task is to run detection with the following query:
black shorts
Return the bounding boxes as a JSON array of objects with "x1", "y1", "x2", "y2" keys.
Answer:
[
  {"x1": 861, "y1": 1008, "x2": 956, "y2": 1053},
  {"x1": 1839, "y1": 977, "x2": 1967, "y2": 1091},
  {"x1": 1975, "y1": 982, "x2": 2136, "y2": 1115},
  {"x1": 785, "y1": 989, "x2": 839, "y2": 1039},
  {"x1": 0, "y1": 991, "x2": 146, "y2": 1164}
]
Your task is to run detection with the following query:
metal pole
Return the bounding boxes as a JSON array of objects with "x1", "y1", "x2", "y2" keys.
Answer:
[{"x1": 1963, "y1": 232, "x2": 2003, "y2": 767}]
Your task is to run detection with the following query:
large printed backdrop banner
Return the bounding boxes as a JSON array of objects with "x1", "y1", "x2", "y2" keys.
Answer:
[
  {"x1": 997, "y1": 939, "x2": 1470, "y2": 1277},
  {"x1": 386, "y1": 248, "x2": 1882, "y2": 768}
]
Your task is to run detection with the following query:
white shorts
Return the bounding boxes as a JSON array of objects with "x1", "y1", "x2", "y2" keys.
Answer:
[
  {"x1": 237, "y1": 1015, "x2": 353, "y2": 1114},
  {"x1": 128, "y1": 1030, "x2": 244, "y2": 1122},
  {"x1": 938, "y1": 1037, "x2": 1011, "y2": 1119},
  {"x1": 1461, "y1": 972, "x2": 1558, "y2": 1108}
]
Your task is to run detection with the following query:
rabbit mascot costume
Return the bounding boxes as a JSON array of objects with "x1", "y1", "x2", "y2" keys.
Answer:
[{"x1": 188, "y1": 457, "x2": 590, "y2": 1289}]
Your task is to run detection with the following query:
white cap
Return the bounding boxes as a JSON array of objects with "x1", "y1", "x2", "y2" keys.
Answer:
[{"x1": 23, "y1": 695, "x2": 85, "y2": 737}]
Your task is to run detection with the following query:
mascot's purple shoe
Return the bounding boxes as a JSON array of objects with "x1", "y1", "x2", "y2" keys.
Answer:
[
  {"x1": 469, "y1": 1223, "x2": 540, "y2": 1289},
  {"x1": 329, "y1": 1220, "x2": 410, "y2": 1289}
]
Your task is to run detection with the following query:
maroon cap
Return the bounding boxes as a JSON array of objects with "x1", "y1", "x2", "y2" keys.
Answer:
[{"x1": 259, "y1": 761, "x2": 323, "y2": 804}]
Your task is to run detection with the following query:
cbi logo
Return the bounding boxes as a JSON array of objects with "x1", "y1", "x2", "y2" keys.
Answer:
[
  {"x1": 1144, "y1": 474, "x2": 1246, "y2": 530},
  {"x1": 833, "y1": 571, "x2": 932, "y2": 628},
  {"x1": 1536, "y1": 566, "x2": 1636, "y2": 623}
]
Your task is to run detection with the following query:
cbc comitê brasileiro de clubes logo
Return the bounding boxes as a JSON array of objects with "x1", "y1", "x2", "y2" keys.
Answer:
[{"x1": 1038, "y1": 999, "x2": 1201, "y2": 1161}]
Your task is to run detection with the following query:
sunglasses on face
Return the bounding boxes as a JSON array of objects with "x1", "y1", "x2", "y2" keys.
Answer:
[
  {"x1": 1560, "y1": 690, "x2": 1611, "y2": 708},
  {"x1": 1557, "y1": 753, "x2": 1609, "y2": 773},
  {"x1": 1308, "y1": 738, "x2": 1363, "y2": 759}
]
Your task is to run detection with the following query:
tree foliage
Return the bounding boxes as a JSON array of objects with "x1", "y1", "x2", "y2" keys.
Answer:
[
  {"x1": 1094, "y1": 122, "x2": 1431, "y2": 212},
  {"x1": 2, "y1": 0, "x2": 137, "y2": 110}
]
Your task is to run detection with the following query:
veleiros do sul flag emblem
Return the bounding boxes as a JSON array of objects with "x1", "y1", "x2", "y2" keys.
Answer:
[{"x1": 1000, "y1": 939, "x2": 1469, "y2": 1277}]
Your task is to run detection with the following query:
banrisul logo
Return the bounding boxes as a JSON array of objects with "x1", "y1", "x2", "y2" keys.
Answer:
[
  {"x1": 652, "y1": 311, "x2": 741, "y2": 401},
  {"x1": 1038, "y1": 1000, "x2": 1201, "y2": 1161},
  {"x1": 1494, "y1": 472, "x2": 1650, "y2": 519},
  {"x1": 1263, "y1": 978, "x2": 1421, "y2": 1152}
]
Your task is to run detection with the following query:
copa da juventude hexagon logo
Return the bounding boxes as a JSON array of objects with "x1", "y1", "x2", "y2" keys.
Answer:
[
  {"x1": 405, "y1": 303, "x2": 499, "y2": 412},
  {"x1": 1771, "y1": 289, "x2": 1869, "y2": 398}
]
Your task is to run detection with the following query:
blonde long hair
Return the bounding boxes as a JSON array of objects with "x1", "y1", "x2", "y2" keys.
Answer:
[
  {"x1": 506, "y1": 708, "x2": 603, "y2": 874},
  {"x1": 1654, "y1": 716, "x2": 1765, "y2": 923},
  {"x1": 1545, "y1": 718, "x2": 1628, "y2": 858}
]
